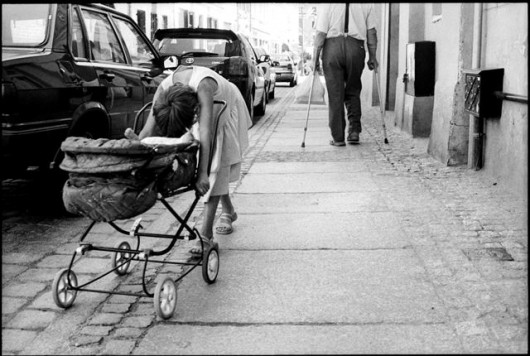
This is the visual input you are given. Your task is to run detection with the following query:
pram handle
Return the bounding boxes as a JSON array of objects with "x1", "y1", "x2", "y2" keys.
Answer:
[
  {"x1": 132, "y1": 99, "x2": 228, "y2": 177},
  {"x1": 133, "y1": 102, "x2": 153, "y2": 134}
]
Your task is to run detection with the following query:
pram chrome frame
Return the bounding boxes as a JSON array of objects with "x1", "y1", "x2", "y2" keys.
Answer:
[{"x1": 52, "y1": 100, "x2": 227, "y2": 320}]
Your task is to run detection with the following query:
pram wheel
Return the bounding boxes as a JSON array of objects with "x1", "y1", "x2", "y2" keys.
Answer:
[
  {"x1": 112, "y1": 240, "x2": 132, "y2": 276},
  {"x1": 154, "y1": 276, "x2": 177, "y2": 320},
  {"x1": 52, "y1": 268, "x2": 78, "y2": 309},
  {"x1": 202, "y1": 243, "x2": 219, "y2": 284}
]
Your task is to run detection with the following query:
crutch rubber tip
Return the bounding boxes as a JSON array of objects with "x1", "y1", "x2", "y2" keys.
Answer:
[
  {"x1": 301, "y1": 142, "x2": 305, "y2": 148},
  {"x1": 384, "y1": 138, "x2": 389, "y2": 144}
]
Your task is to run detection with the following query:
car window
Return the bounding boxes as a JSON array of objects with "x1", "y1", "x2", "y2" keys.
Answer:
[
  {"x1": 2, "y1": 4, "x2": 51, "y2": 47},
  {"x1": 70, "y1": 8, "x2": 87, "y2": 58},
  {"x1": 240, "y1": 36, "x2": 256, "y2": 62},
  {"x1": 112, "y1": 16, "x2": 155, "y2": 67},
  {"x1": 81, "y1": 9, "x2": 126, "y2": 64}
]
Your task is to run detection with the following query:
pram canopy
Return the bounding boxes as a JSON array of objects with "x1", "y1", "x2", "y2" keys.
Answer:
[{"x1": 61, "y1": 137, "x2": 198, "y2": 222}]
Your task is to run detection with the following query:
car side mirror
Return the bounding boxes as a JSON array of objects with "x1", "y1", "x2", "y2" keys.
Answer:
[
  {"x1": 259, "y1": 54, "x2": 270, "y2": 63},
  {"x1": 163, "y1": 55, "x2": 178, "y2": 69}
]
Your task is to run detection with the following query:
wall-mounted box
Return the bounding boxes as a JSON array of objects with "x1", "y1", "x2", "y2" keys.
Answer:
[
  {"x1": 463, "y1": 68, "x2": 504, "y2": 118},
  {"x1": 405, "y1": 41, "x2": 435, "y2": 97}
]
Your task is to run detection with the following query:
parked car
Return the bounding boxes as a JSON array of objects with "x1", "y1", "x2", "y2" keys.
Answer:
[
  {"x1": 2, "y1": 3, "x2": 172, "y2": 178},
  {"x1": 254, "y1": 47, "x2": 276, "y2": 100},
  {"x1": 153, "y1": 28, "x2": 267, "y2": 121},
  {"x1": 271, "y1": 53, "x2": 298, "y2": 87}
]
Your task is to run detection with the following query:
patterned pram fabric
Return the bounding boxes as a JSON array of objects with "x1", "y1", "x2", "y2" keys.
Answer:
[{"x1": 61, "y1": 137, "x2": 197, "y2": 222}]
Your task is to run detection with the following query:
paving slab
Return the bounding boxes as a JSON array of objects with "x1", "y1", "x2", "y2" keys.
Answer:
[
  {"x1": 218, "y1": 212, "x2": 409, "y2": 250},
  {"x1": 173, "y1": 250, "x2": 445, "y2": 324},
  {"x1": 134, "y1": 323, "x2": 463, "y2": 355},
  {"x1": 232, "y1": 192, "x2": 389, "y2": 214},
  {"x1": 238, "y1": 172, "x2": 379, "y2": 193},
  {"x1": 249, "y1": 161, "x2": 368, "y2": 174}
]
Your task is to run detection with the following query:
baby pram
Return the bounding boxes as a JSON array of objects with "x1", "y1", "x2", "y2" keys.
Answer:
[{"x1": 51, "y1": 100, "x2": 226, "y2": 320}]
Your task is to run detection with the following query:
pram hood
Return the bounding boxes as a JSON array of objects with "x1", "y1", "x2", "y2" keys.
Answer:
[{"x1": 60, "y1": 137, "x2": 193, "y2": 174}]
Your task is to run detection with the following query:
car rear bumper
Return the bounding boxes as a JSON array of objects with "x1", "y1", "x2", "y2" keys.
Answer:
[{"x1": 274, "y1": 72, "x2": 296, "y2": 82}]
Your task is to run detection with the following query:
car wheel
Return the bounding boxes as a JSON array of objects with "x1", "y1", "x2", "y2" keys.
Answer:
[{"x1": 255, "y1": 89, "x2": 267, "y2": 116}]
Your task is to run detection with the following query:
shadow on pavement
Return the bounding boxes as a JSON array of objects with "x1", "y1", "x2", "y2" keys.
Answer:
[{"x1": 2, "y1": 170, "x2": 71, "y2": 219}]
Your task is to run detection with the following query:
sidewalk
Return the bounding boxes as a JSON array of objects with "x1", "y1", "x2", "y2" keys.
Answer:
[
  {"x1": 135, "y1": 80, "x2": 527, "y2": 353},
  {"x1": 2, "y1": 78, "x2": 527, "y2": 354}
]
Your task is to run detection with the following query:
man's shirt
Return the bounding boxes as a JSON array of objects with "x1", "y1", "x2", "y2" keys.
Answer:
[{"x1": 315, "y1": 3, "x2": 376, "y2": 41}]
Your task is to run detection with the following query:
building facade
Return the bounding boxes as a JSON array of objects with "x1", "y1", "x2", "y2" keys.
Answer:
[
  {"x1": 112, "y1": 3, "x2": 299, "y2": 55},
  {"x1": 373, "y1": 3, "x2": 528, "y2": 197}
]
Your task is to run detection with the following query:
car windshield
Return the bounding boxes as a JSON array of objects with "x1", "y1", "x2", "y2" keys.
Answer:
[
  {"x1": 2, "y1": 4, "x2": 52, "y2": 47},
  {"x1": 155, "y1": 37, "x2": 239, "y2": 57}
]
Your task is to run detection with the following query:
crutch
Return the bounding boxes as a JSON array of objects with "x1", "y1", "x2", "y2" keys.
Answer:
[
  {"x1": 374, "y1": 68, "x2": 389, "y2": 144},
  {"x1": 301, "y1": 67, "x2": 318, "y2": 148}
]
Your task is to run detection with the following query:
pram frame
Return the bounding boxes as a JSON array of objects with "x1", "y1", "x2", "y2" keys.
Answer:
[{"x1": 52, "y1": 100, "x2": 227, "y2": 319}]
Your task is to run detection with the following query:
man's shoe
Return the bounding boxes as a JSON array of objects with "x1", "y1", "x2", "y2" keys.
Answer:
[
  {"x1": 329, "y1": 140, "x2": 346, "y2": 147},
  {"x1": 347, "y1": 132, "x2": 360, "y2": 144}
]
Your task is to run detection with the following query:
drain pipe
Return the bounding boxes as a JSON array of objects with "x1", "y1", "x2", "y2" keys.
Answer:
[{"x1": 468, "y1": 3, "x2": 484, "y2": 170}]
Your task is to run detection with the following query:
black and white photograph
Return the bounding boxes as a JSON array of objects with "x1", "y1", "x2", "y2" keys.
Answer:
[{"x1": 2, "y1": 2, "x2": 527, "y2": 354}]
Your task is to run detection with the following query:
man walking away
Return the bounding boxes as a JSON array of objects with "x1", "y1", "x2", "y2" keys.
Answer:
[{"x1": 314, "y1": 3, "x2": 378, "y2": 146}]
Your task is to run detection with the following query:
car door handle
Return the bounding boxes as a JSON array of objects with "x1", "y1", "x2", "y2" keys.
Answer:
[
  {"x1": 100, "y1": 71, "x2": 115, "y2": 81},
  {"x1": 141, "y1": 73, "x2": 153, "y2": 83}
]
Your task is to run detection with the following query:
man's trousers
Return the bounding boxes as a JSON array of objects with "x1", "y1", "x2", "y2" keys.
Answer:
[{"x1": 322, "y1": 36, "x2": 366, "y2": 142}]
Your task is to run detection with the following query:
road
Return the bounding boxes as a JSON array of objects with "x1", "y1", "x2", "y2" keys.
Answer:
[{"x1": 2, "y1": 77, "x2": 527, "y2": 354}]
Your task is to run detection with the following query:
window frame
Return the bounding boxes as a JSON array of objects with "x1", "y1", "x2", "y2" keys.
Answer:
[
  {"x1": 68, "y1": 5, "x2": 89, "y2": 61},
  {"x1": 78, "y1": 6, "x2": 128, "y2": 64},
  {"x1": 111, "y1": 13, "x2": 157, "y2": 68}
]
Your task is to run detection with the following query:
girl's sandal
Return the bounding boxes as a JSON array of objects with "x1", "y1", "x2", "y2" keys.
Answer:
[{"x1": 215, "y1": 212, "x2": 238, "y2": 235}]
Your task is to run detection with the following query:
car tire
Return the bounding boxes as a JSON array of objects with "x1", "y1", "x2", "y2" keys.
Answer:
[{"x1": 255, "y1": 89, "x2": 267, "y2": 117}]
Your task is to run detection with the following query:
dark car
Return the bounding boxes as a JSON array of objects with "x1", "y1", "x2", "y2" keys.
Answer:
[
  {"x1": 2, "y1": 3, "x2": 170, "y2": 177},
  {"x1": 271, "y1": 53, "x2": 298, "y2": 87},
  {"x1": 254, "y1": 47, "x2": 276, "y2": 100},
  {"x1": 153, "y1": 28, "x2": 267, "y2": 122}
]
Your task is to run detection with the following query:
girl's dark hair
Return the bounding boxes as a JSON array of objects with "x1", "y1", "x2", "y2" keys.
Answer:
[{"x1": 153, "y1": 82, "x2": 198, "y2": 138}]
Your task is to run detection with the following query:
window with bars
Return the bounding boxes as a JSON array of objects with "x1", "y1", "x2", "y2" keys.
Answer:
[
  {"x1": 136, "y1": 10, "x2": 146, "y2": 34},
  {"x1": 150, "y1": 12, "x2": 158, "y2": 37}
]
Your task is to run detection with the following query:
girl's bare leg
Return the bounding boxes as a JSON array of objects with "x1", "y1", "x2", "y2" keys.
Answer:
[
  {"x1": 190, "y1": 195, "x2": 220, "y2": 254},
  {"x1": 220, "y1": 194, "x2": 235, "y2": 215}
]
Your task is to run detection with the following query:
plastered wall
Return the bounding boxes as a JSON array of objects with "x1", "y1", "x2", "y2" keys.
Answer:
[{"x1": 480, "y1": 3, "x2": 528, "y2": 197}]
